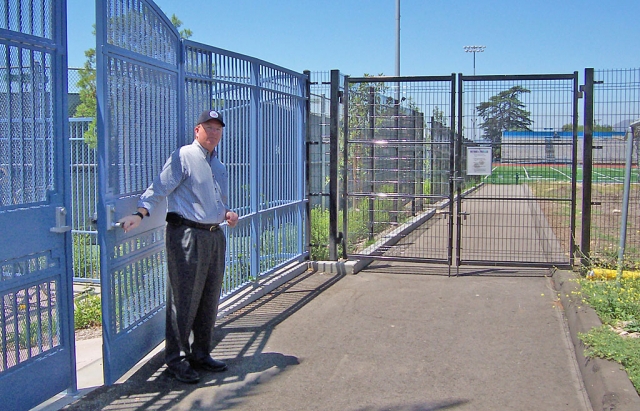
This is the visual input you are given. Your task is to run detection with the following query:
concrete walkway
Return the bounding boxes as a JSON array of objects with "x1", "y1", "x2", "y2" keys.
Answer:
[
  {"x1": 50, "y1": 265, "x2": 613, "y2": 411},
  {"x1": 36, "y1": 180, "x2": 640, "y2": 411}
]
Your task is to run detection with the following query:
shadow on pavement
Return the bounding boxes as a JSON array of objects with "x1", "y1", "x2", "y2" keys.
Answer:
[
  {"x1": 352, "y1": 400, "x2": 470, "y2": 411},
  {"x1": 61, "y1": 269, "x2": 344, "y2": 410}
]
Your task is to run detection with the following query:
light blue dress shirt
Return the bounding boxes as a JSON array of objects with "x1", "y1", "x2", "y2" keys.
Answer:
[{"x1": 138, "y1": 140, "x2": 229, "y2": 224}]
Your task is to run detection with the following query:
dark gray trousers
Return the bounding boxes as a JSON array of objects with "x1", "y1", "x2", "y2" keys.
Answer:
[{"x1": 165, "y1": 224, "x2": 226, "y2": 367}]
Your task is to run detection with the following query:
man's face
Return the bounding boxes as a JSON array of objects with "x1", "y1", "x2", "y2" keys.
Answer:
[{"x1": 195, "y1": 119, "x2": 224, "y2": 152}]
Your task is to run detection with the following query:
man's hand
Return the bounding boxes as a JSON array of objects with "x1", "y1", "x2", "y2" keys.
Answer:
[
  {"x1": 225, "y1": 211, "x2": 239, "y2": 228},
  {"x1": 118, "y1": 209, "x2": 146, "y2": 233}
]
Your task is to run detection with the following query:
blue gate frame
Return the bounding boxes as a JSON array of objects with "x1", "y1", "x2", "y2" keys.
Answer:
[
  {"x1": 96, "y1": 0, "x2": 181, "y2": 385},
  {"x1": 0, "y1": 0, "x2": 76, "y2": 409},
  {"x1": 96, "y1": 0, "x2": 309, "y2": 385}
]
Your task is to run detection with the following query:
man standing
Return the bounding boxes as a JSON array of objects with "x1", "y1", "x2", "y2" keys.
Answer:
[{"x1": 119, "y1": 110, "x2": 239, "y2": 383}]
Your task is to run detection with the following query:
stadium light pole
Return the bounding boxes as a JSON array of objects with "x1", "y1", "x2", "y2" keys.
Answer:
[
  {"x1": 464, "y1": 46, "x2": 485, "y2": 140},
  {"x1": 395, "y1": 0, "x2": 400, "y2": 77},
  {"x1": 464, "y1": 45, "x2": 485, "y2": 75}
]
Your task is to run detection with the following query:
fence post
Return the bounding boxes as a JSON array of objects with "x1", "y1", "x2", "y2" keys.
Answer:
[
  {"x1": 580, "y1": 68, "x2": 594, "y2": 267},
  {"x1": 329, "y1": 70, "x2": 340, "y2": 260},
  {"x1": 570, "y1": 71, "x2": 579, "y2": 266},
  {"x1": 304, "y1": 70, "x2": 312, "y2": 259}
]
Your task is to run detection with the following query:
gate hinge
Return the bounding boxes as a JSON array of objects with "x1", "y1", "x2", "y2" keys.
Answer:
[
  {"x1": 591, "y1": 202, "x2": 601, "y2": 206},
  {"x1": 593, "y1": 145, "x2": 603, "y2": 149}
]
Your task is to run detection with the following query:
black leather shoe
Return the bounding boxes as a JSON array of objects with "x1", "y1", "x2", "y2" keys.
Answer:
[
  {"x1": 167, "y1": 361, "x2": 200, "y2": 383},
  {"x1": 190, "y1": 357, "x2": 227, "y2": 372}
]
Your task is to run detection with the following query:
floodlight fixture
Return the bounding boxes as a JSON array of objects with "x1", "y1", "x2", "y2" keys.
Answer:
[{"x1": 464, "y1": 45, "x2": 486, "y2": 75}]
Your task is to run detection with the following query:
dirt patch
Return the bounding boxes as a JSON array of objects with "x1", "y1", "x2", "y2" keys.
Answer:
[
  {"x1": 75, "y1": 327, "x2": 102, "y2": 341},
  {"x1": 532, "y1": 182, "x2": 640, "y2": 268}
]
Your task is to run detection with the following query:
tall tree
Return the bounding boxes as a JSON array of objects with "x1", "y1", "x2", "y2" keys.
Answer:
[{"x1": 476, "y1": 86, "x2": 532, "y2": 159}]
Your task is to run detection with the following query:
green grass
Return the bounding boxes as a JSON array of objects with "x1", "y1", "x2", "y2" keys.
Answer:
[
  {"x1": 486, "y1": 164, "x2": 638, "y2": 184},
  {"x1": 575, "y1": 276, "x2": 640, "y2": 393}
]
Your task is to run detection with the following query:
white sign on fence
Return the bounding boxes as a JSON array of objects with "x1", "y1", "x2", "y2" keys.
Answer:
[{"x1": 466, "y1": 147, "x2": 492, "y2": 176}]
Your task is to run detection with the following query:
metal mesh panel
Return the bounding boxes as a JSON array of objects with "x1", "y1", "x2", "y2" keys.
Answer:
[
  {"x1": 97, "y1": 0, "x2": 181, "y2": 384},
  {"x1": 108, "y1": 227, "x2": 166, "y2": 334},
  {"x1": 0, "y1": 44, "x2": 54, "y2": 207},
  {"x1": 183, "y1": 41, "x2": 308, "y2": 294},
  {"x1": 106, "y1": 57, "x2": 179, "y2": 195},
  {"x1": 308, "y1": 71, "x2": 344, "y2": 260},
  {"x1": 69, "y1": 118, "x2": 99, "y2": 281},
  {"x1": 105, "y1": 0, "x2": 177, "y2": 65},
  {"x1": 261, "y1": 89, "x2": 300, "y2": 210},
  {"x1": 590, "y1": 68, "x2": 640, "y2": 266},
  {"x1": 459, "y1": 75, "x2": 576, "y2": 266},
  {"x1": 308, "y1": 72, "x2": 332, "y2": 209},
  {"x1": 345, "y1": 77, "x2": 453, "y2": 262},
  {"x1": 0, "y1": 0, "x2": 53, "y2": 39},
  {"x1": 0, "y1": 278, "x2": 60, "y2": 371}
]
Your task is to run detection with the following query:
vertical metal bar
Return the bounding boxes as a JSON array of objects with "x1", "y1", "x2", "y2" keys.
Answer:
[
  {"x1": 329, "y1": 70, "x2": 340, "y2": 260},
  {"x1": 454, "y1": 73, "x2": 462, "y2": 269},
  {"x1": 411, "y1": 109, "x2": 417, "y2": 215},
  {"x1": 303, "y1": 70, "x2": 312, "y2": 258},
  {"x1": 368, "y1": 86, "x2": 375, "y2": 240},
  {"x1": 55, "y1": 0, "x2": 77, "y2": 394},
  {"x1": 250, "y1": 61, "x2": 261, "y2": 277},
  {"x1": 570, "y1": 72, "x2": 579, "y2": 266},
  {"x1": 616, "y1": 126, "x2": 634, "y2": 279},
  {"x1": 393, "y1": 89, "x2": 400, "y2": 223},
  {"x1": 342, "y1": 75, "x2": 350, "y2": 259},
  {"x1": 581, "y1": 68, "x2": 594, "y2": 266}
]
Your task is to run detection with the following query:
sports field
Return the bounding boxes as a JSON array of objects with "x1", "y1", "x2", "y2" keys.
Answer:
[{"x1": 483, "y1": 163, "x2": 640, "y2": 184}]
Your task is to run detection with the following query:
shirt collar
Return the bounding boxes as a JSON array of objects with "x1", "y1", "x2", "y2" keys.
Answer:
[{"x1": 193, "y1": 140, "x2": 218, "y2": 158}]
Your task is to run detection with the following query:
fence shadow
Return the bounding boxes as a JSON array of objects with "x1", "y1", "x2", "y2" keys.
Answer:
[{"x1": 61, "y1": 269, "x2": 345, "y2": 410}]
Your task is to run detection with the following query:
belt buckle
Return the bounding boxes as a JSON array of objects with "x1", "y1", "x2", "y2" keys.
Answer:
[{"x1": 209, "y1": 225, "x2": 217, "y2": 232}]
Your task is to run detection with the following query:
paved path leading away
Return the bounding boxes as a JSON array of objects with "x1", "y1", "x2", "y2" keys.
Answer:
[{"x1": 61, "y1": 266, "x2": 592, "y2": 411}]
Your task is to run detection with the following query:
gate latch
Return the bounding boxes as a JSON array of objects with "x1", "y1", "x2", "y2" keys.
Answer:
[
  {"x1": 106, "y1": 204, "x2": 123, "y2": 230},
  {"x1": 459, "y1": 211, "x2": 470, "y2": 221},
  {"x1": 50, "y1": 207, "x2": 72, "y2": 233}
]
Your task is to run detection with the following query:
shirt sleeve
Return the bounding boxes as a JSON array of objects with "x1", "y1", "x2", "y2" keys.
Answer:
[{"x1": 137, "y1": 149, "x2": 185, "y2": 214}]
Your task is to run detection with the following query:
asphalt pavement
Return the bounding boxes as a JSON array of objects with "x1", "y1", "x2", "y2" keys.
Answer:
[{"x1": 34, "y1": 263, "x2": 640, "y2": 411}]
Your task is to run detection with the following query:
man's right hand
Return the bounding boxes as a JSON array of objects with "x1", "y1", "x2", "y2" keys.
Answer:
[{"x1": 118, "y1": 211, "x2": 145, "y2": 233}]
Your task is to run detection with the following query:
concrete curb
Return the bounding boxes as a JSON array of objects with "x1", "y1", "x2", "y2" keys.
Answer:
[{"x1": 554, "y1": 270, "x2": 640, "y2": 411}]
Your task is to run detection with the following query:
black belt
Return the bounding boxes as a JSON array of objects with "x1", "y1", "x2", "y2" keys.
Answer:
[{"x1": 166, "y1": 212, "x2": 220, "y2": 231}]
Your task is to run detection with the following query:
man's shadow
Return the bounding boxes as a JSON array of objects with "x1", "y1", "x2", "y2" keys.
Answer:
[{"x1": 62, "y1": 269, "x2": 344, "y2": 410}]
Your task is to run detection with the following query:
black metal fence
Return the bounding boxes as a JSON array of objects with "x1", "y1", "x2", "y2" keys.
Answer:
[
  {"x1": 582, "y1": 68, "x2": 640, "y2": 268},
  {"x1": 308, "y1": 68, "x2": 640, "y2": 269}
]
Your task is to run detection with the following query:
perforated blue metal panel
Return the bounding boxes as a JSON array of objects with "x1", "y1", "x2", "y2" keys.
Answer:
[
  {"x1": 183, "y1": 41, "x2": 309, "y2": 297},
  {"x1": 0, "y1": 0, "x2": 75, "y2": 409},
  {"x1": 95, "y1": 0, "x2": 309, "y2": 386},
  {"x1": 96, "y1": 0, "x2": 180, "y2": 385}
]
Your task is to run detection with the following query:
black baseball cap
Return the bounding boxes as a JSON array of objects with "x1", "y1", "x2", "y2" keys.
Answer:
[{"x1": 197, "y1": 110, "x2": 225, "y2": 127}]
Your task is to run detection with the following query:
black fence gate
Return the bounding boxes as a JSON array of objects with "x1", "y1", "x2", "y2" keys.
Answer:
[{"x1": 342, "y1": 73, "x2": 579, "y2": 268}]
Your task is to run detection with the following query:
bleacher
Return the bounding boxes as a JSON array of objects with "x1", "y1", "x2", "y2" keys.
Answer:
[{"x1": 500, "y1": 130, "x2": 629, "y2": 164}]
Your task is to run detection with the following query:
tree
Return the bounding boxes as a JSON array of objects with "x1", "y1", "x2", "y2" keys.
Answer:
[
  {"x1": 561, "y1": 123, "x2": 613, "y2": 132},
  {"x1": 73, "y1": 15, "x2": 192, "y2": 147},
  {"x1": 74, "y1": 36, "x2": 98, "y2": 147},
  {"x1": 476, "y1": 86, "x2": 533, "y2": 159},
  {"x1": 170, "y1": 14, "x2": 192, "y2": 40}
]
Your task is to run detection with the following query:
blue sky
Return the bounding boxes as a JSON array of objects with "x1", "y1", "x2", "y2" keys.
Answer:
[{"x1": 67, "y1": 0, "x2": 640, "y2": 77}]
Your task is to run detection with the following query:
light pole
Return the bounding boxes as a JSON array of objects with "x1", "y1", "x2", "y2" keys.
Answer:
[
  {"x1": 464, "y1": 45, "x2": 485, "y2": 75},
  {"x1": 464, "y1": 46, "x2": 485, "y2": 140}
]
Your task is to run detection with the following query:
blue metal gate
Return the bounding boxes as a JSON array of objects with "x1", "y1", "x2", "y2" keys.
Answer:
[
  {"x1": 0, "y1": 1, "x2": 76, "y2": 409},
  {"x1": 96, "y1": 0, "x2": 181, "y2": 385},
  {"x1": 96, "y1": 0, "x2": 309, "y2": 385}
]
